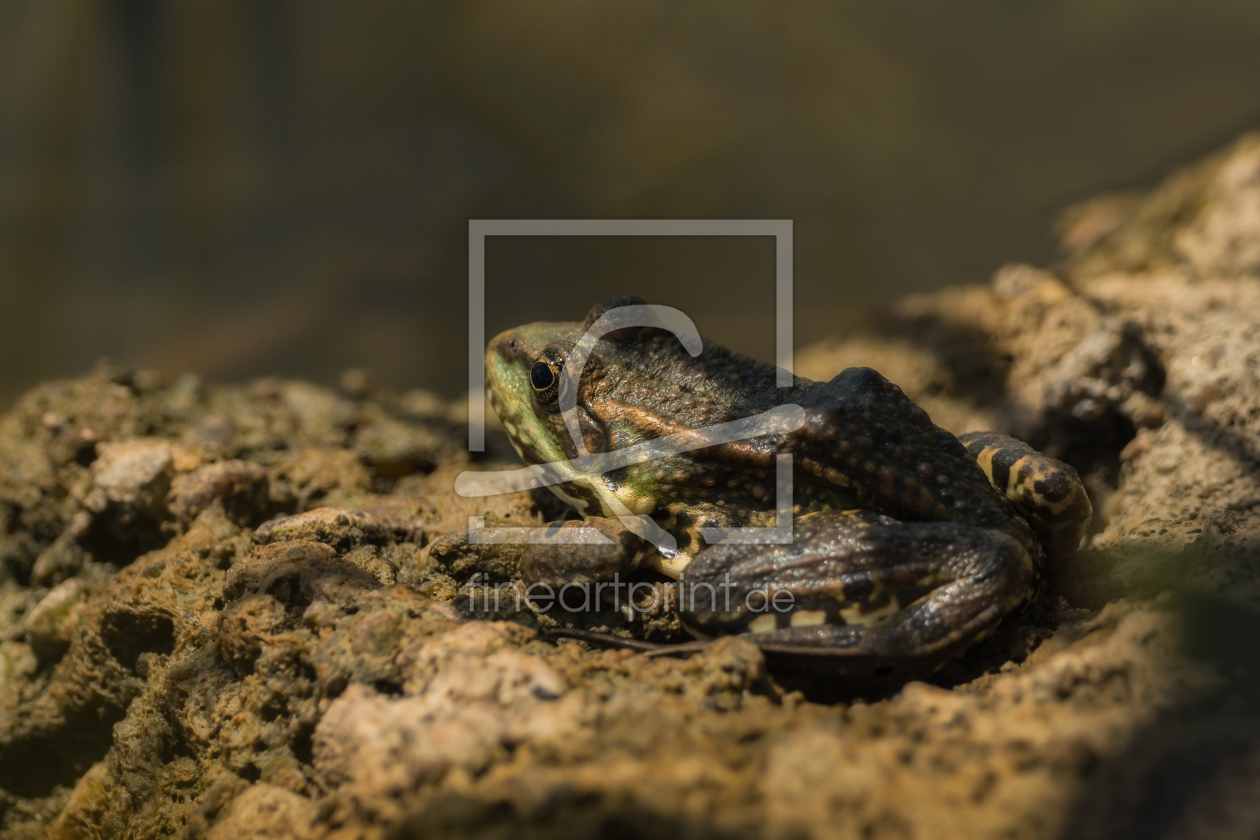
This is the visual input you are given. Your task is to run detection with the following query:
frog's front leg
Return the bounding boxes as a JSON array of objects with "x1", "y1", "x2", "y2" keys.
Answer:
[
  {"x1": 519, "y1": 516, "x2": 651, "y2": 588},
  {"x1": 677, "y1": 510, "x2": 1035, "y2": 679}
]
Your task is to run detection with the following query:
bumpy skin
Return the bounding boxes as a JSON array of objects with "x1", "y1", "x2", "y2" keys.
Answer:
[
  {"x1": 486, "y1": 296, "x2": 1091, "y2": 678},
  {"x1": 957, "y1": 432, "x2": 1093, "y2": 562}
]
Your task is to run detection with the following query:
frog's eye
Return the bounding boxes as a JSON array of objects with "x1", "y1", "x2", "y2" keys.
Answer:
[{"x1": 529, "y1": 349, "x2": 564, "y2": 405}]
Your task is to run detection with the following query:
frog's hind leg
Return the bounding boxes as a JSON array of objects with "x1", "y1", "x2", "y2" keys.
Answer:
[
  {"x1": 678, "y1": 510, "x2": 1035, "y2": 681},
  {"x1": 958, "y1": 431, "x2": 1092, "y2": 560}
]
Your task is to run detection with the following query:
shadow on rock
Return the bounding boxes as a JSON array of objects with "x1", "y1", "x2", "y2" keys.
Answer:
[{"x1": 1057, "y1": 591, "x2": 1260, "y2": 840}]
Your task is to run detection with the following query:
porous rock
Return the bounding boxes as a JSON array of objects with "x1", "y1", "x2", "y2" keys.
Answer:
[{"x1": 2, "y1": 137, "x2": 1260, "y2": 840}]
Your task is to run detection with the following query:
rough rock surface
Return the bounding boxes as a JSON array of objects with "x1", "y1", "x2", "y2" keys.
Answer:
[{"x1": 3, "y1": 135, "x2": 1260, "y2": 839}]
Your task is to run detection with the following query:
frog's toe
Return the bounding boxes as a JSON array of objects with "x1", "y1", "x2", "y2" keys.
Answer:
[
  {"x1": 678, "y1": 512, "x2": 1034, "y2": 680},
  {"x1": 959, "y1": 431, "x2": 1093, "y2": 559}
]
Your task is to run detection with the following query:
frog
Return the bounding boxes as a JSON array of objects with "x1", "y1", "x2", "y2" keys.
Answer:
[{"x1": 483, "y1": 295, "x2": 1092, "y2": 680}]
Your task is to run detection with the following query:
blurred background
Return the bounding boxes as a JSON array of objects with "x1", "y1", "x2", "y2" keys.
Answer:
[{"x1": 2, "y1": 0, "x2": 1260, "y2": 407}]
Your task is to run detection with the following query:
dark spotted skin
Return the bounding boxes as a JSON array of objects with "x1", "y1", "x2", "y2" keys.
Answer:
[
  {"x1": 957, "y1": 432, "x2": 1092, "y2": 561},
  {"x1": 486, "y1": 296, "x2": 1093, "y2": 680},
  {"x1": 681, "y1": 510, "x2": 1033, "y2": 679}
]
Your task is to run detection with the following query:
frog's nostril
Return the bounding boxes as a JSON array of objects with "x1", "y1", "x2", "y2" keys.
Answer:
[{"x1": 509, "y1": 339, "x2": 519, "y2": 351}]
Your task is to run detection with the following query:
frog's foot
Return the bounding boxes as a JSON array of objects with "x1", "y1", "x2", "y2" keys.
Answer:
[
  {"x1": 519, "y1": 516, "x2": 650, "y2": 589},
  {"x1": 677, "y1": 510, "x2": 1035, "y2": 680},
  {"x1": 958, "y1": 431, "x2": 1093, "y2": 559}
]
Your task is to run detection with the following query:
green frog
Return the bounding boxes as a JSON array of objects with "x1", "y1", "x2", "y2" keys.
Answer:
[{"x1": 484, "y1": 296, "x2": 1091, "y2": 679}]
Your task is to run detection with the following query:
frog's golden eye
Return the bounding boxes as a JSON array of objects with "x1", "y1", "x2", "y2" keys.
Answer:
[{"x1": 529, "y1": 349, "x2": 564, "y2": 405}]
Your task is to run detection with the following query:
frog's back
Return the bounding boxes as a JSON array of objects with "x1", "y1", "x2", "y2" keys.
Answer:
[{"x1": 789, "y1": 368, "x2": 1037, "y2": 549}]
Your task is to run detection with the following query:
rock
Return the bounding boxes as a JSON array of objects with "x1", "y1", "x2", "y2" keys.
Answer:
[
  {"x1": 45, "y1": 760, "x2": 127, "y2": 840},
  {"x1": 267, "y1": 447, "x2": 372, "y2": 511},
  {"x1": 397, "y1": 388, "x2": 448, "y2": 419},
  {"x1": 338, "y1": 368, "x2": 380, "y2": 400},
  {"x1": 30, "y1": 525, "x2": 88, "y2": 586},
  {"x1": 313, "y1": 626, "x2": 573, "y2": 824},
  {"x1": 86, "y1": 440, "x2": 175, "y2": 517},
  {"x1": 1060, "y1": 132, "x2": 1260, "y2": 283},
  {"x1": 314, "y1": 684, "x2": 504, "y2": 791},
  {"x1": 253, "y1": 507, "x2": 384, "y2": 549},
  {"x1": 24, "y1": 578, "x2": 87, "y2": 662},
  {"x1": 204, "y1": 784, "x2": 317, "y2": 840},
  {"x1": 81, "y1": 440, "x2": 176, "y2": 550},
  {"x1": 0, "y1": 133, "x2": 1258, "y2": 840},
  {"x1": 351, "y1": 407, "x2": 449, "y2": 479},
  {"x1": 170, "y1": 460, "x2": 269, "y2": 528},
  {"x1": 225, "y1": 539, "x2": 383, "y2": 601}
]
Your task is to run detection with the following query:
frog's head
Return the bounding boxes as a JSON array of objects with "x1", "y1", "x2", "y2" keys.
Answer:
[
  {"x1": 485, "y1": 296, "x2": 664, "y2": 516},
  {"x1": 485, "y1": 318, "x2": 583, "y2": 468},
  {"x1": 486, "y1": 295, "x2": 646, "y2": 460}
]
